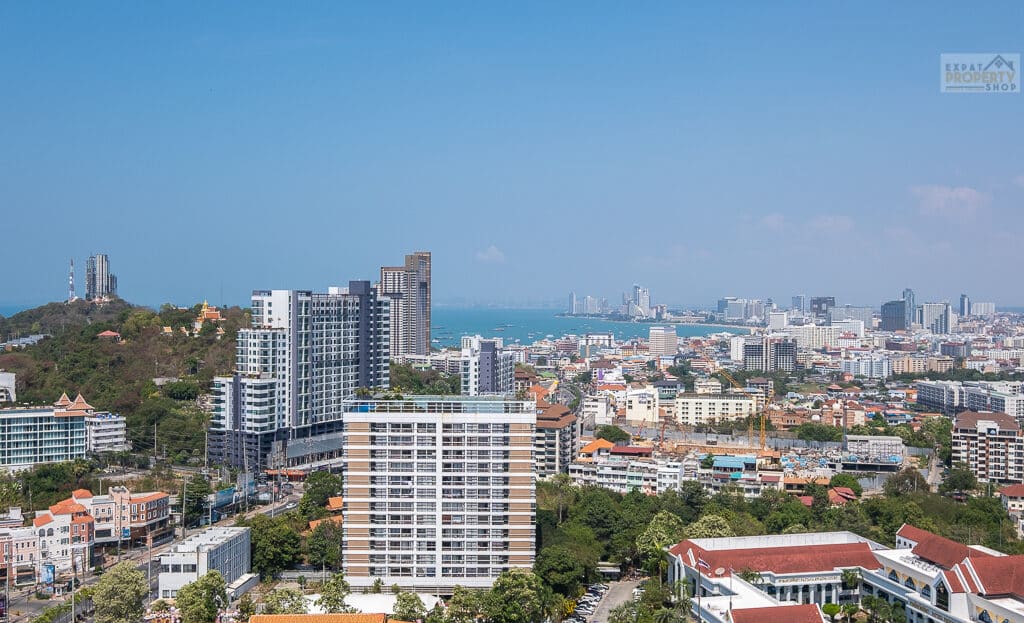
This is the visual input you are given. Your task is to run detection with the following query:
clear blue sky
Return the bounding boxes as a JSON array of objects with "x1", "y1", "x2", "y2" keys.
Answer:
[{"x1": 2, "y1": 3, "x2": 1022, "y2": 309}]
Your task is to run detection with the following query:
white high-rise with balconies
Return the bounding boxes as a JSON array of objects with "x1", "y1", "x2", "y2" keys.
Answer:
[
  {"x1": 339, "y1": 397, "x2": 536, "y2": 593},
  {"x1": 209, "y1": 281, "x2": 390, "y2": 469}
]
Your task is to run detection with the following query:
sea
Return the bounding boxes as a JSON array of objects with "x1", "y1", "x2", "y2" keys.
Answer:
[
  {"x1": 2, "y1": 303, "x2": 743, "y2": 345},
  {"x1": 430, "y1": 307, "x2": 745, "y2": 347}
]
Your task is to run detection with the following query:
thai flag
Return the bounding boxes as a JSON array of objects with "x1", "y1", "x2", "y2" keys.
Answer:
[{"x1": 698, "y1": 558, "x2": 711, "y2": 571}]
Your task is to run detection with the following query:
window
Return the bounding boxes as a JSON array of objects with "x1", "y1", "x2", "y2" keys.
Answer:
[{"x1": 935, "y1": 584, "x2": 949, "y2": 611}]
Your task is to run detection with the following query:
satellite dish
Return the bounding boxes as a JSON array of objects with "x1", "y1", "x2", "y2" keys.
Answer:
[{"x1": 715, "y1": 567, "x2": 726, "y2": 576}]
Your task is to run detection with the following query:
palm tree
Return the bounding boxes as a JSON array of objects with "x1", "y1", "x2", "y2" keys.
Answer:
[
  {"x1": 654, "y1": 608, "x2": 676, "y2": 623},
  {"x1": 842, "y1": 569, "x2": 861, "y2": 591},
  {"x1": 842, "y1": 602, "x2": 860, "y2": 623}
]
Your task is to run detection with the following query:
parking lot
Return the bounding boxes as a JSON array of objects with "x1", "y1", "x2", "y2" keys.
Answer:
[{"x1": 566, "y1": 580, "x2": 640, "y2": 623}]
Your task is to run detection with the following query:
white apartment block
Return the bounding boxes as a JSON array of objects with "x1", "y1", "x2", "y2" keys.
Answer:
[
  {"x1": 952, "y1": 411, "x2": 1024, "y2": 484},
  {"x1": 460, "y1": 336, "x2": 515, "y2": 396},
  {"x1": 785, "y1": 325, "x2": 840, "y2": 350},
  {"x1": 0, "y1": 371, "x2": 15, "y2": 402},
  {"x1": 210, "y1": 282, "x2": 391, "y2": 469},
  {"x1": 85, "y1": 412, "x2": 129, "y2": 453},
  {"x1": 580, "y1": 394, "x2": 614, "y2": 428},
  {"x1": 340, "y1": 397, "x2": 536, "y2": 593},
  {"x1": 0, "y1": 394, "x2": 92, "y2": 471},
  {"x1": 839, "y1": 355, "x2": 892, "y2": 379},
  {"x1": 648, "y1": 326, "x2": 679, "y2": 358},
  {"x1": 673, "y1": 393, "x2": 758, "y2": 427},
  {"x1": 625, "y1": 387, "x2": 659, "y2": 424},
  {"x1": 159, "y1": 527, "x2": 252, "y2": 599},
  {"x1": 694, "y1": 378, "x2": 723, "y2": 394}
]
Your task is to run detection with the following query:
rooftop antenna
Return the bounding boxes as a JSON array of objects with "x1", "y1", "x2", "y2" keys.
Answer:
[{"x1": 68, "y1": 258, "x2": 76, "y2": 303}]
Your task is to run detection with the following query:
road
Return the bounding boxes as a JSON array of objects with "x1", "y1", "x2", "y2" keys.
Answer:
[
  {"x1": 589, "y1": 580, "x2": 640, "y2": 623},
  {"x1": 6, "y1": 492, "x2": 300, "y2": 623}
]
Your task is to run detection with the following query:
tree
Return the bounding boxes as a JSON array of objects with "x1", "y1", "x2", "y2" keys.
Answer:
[
  {"x1": 534, "y1": 545, "x2": 585, "y2": 597},
  {"x1": 316, "y1": 573, "x2": 355, "y2": 614},
  {"x1": 841, "y1": 603, "x2": 860, "y2": 623},
  {"x1": 393, "y1": 591, "x2": 426, "y2": 622},
  {"x1": 940, "y1": 465, "x2": 978, "y2": 495},
  {"x1": 445, "y1": 586, "x2": 483, "y2": 623},
  {"x1": 262, "y1": 588, "x2": 308, "y2": 615},
  {"x1": 636, "y1": 511, "x2": 687, "y2": 574},
  {"x1": 371, "y1": 578, "x2": 384, "y2": 594},
  {"x1": 822, "y1": 603, "x2": 841, "y2": 622},
  {"x1": 307, "y1": 520, "x2": 344, "y2": 570},
  {"x1": 793, "y1": 422, "x2": 844, "y2": 442},
  {"x1": 683, "y1": 514, "x2": 735, "y2": 539},
  {"x1": 184, "y1": 474, "x2": 212, "y2": 527},
  {"x1": 884, "y1": 468, "x2": 929, "y2": 497},
  {"x1": 841, "y1": 568, "x2": 861, "y2": 590},
  {"x1": 93, "y1": 562, "x2": 147, "y2": 623},
  {"x1": 240, "y1": 514, "x2": 302, "y2": 578},
  {"x1": 176, "y1": 571, "x2": 228, "y2": 623},
  {"x1": 595, "y1": 425, "x2": 631, "y2": 444},
  {"x1": 829, "y1": 473, "x2": 863, "y2": 497},
  {"x1": 237, "y1": 595, "x2": 257, "y2": 621},
  {"x1": 299, "y1": 471, "x2": 344, "y2": 520},
  {"x1": 482, "y1": 569, "x2": 553, "y2": 623}
]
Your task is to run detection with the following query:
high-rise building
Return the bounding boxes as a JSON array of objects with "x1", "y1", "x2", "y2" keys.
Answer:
[
  {"x1": 460, "y1": 335, "x2": 515, "y2": 396},
  {"x1": 569, "y1": 292, "x2": 578, "y2": 315},
  {"x1": 631, "y1": 284, "x2": 651, "y2": 318},
  {"x1": 742, "y1": 336, "x2": 796, "y2": 372},
  {"x1": 918, "y1": 302, "x2": 952, "y2": 335},
  {"x1": 767, "y1": 311, "x2": 788, "y2": 331},
  {"x1": 809, "y1": 296, "x2": 835, "y2": 320},
  {"x1": 828, "y1": 305, "x2": 874, "y2": 326},
  {"x1": 339, "y1": 397, "x2": 536, "y2": 592},
  {"x1": 791, "y1": 295, "x2": 807, "y2": 313},
  {"x1": 209, "y1": 281, "x2": 391, "y2": 469},
  {"x1": 902, "y1": 288, "x2": 915, "y2": 328},
  {"x1": 959, "y1": 294, "x2": 971, "y2": 318},
  {"x1": 648, "y1": 326, "x2": 678, "y2": 358},
  {"x1": 85, "y1": 254, "x2": 117, "y2": 300},
  {"x1": 880, "y1": 300, "x2": 907, "y2": 331},
  {"x1": 971, "y1": 302, "x2": 996, "y2": 317},
  {"x1": 380, "y1": 251, "x2": 432, "y2": 357},
  {"x1": 952, "y1": 411, "x2": 1024, "y2": 484}
]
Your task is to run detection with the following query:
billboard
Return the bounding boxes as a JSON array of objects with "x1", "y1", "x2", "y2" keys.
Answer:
[{"x1": 42, "y1": 563, "x2": 55, "y2": 586}]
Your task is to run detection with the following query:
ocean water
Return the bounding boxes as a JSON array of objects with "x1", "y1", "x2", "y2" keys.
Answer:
[
  {"x1": 0, "y1": 302, "x2": 743, "y2": 346},
  {"x1": 431, "y1": 308, "x2": 745, "y2": 347}
]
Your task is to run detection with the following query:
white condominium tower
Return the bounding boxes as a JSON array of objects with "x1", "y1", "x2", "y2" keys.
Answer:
[
  {"x1": 379, "y1": 251, "x2": 431, "y2": 356},
  {"x1": 209, "y1": 281, "x2": 390, "y2": 469},
  {"x1": 340, "y1": 396, "x2": 536, "y2": 593}
]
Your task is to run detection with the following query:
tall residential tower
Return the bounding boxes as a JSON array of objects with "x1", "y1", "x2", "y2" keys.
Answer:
[
  {"x1": 209, "y1": 281, "x2": 391, "y2": 469},
  {"x1": 380, "y1": 251, "x2": 432, "y2": 357}
]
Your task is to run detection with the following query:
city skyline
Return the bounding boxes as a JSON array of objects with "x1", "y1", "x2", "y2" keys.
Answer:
[{"x1": 2, "y1": 4, "x2": 1024, "y2": 308}]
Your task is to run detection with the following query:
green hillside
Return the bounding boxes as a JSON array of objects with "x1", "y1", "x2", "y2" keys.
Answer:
[{"x1": 0, "y1": 301, "x2": 249, "y2": 464}]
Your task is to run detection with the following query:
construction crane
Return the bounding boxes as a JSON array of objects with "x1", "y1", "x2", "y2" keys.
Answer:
[{"x1": 657, "y1": 418, "x2": 669, "y2": 452}]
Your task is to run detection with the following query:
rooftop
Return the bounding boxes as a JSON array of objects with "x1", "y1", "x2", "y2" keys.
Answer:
[{"x1": 163, "y1": 527, "x2": 248, "y2": 554}]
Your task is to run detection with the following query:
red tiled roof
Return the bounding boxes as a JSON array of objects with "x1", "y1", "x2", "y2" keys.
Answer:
[
  {"x1": 897, "y1": 524, "x2": 992, "y2": 569},
  {"x1": 326, "y1": 496, "x2": 344, "y2": 511},
  {"x1": 610, "y1": 446, "x2": 653, "y2": 456},
  {"x1": 732, "y1": 605, "x2": 823, "y2": 623},
  {"x1": 668, "y1": 541, "x2": 881, "y2": 575},
  {"x1": 308, "y1": 515, "x2": 344, "y2": 531},
  {"x1": 72, "y1": 489, "x2": 93, "y2": 499},
  {"x1": 54, "y1": 393, "x2": 72, "y2": 407},
  {"x1": 132, "y1": 492, "x2": 169, "y2": 504},
  {"x1": 580, "y1": 439, "x2": 615, "y2": 454},
  {"x1": 964, "y1": 555, "x2": 1024, "y2": 598},
  {"x1": 33, "y1": 515, "x2": 53, "y2": 527},
  {"x1": 49, "y1": 500, "x2": 87, "y2": 515},
  {"x1": 999, "y1": 484, "x2": 1024, "y2": 498}
]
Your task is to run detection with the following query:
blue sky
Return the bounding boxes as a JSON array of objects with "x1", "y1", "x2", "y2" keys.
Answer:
[{"x1": 2, "y1": 3, "x2": 1022, "y2": 309}]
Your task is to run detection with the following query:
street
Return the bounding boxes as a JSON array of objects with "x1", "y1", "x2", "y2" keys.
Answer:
[
  {"x1": 5, "y1": 492, "x2": 300, "y2": 623},
  {"x1": 589, "y1": 580, "x2": 640, "y2": 623}
]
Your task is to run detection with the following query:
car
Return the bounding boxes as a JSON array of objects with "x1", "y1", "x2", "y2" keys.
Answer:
[{"x1": 283, "y1": 502, "x2": 297, "y2": 510}]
